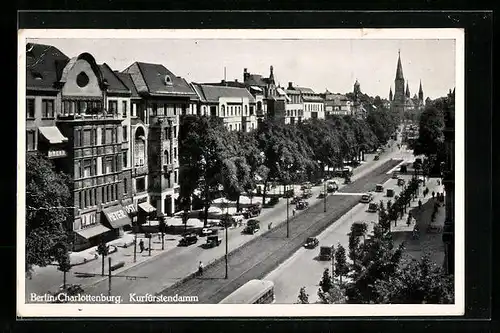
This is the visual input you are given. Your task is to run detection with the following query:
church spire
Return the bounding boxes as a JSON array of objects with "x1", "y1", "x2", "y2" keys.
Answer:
[
  {"x1": 405, "y1": 81, "x2": 410, "y2": 98},
  {"x1": 389, "y1": 87, "x2": 393, "y2": 101},
  {"x1": 395, "y1": 49, "x2": 404, "y2": 80},
  {"x1": 269, "y1": 65, "x2": 275, "y2": 83},
  {"x1": 418, "y1": 80, "x2": 424, "y2": 101}
]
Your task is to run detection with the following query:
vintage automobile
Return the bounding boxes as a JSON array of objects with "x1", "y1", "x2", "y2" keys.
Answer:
[
  {"x1": 374, "y1": 155, "x2": 380, "y2": 161},
  {"x1": 178, "y1": 233, "x2": 198, "y2": 246},
  {"x1": 244, "y1": 219, "x2": 260, "y2": 234},
  {"x1": 206, "y1": 235, "x2": 222, "y2": 248},
  {"x1": 375, "y1": 184, "x2": 384, "y2": 192},
  {"x1": 291, "y1": 196, "x2": 302, "y2": 204},
  {"x1": 302, "y1": 188, "x2": 313, "y2": 199},
  {"x1": 296, "y1": 200, "x2": 309, "y2": 210},
  {"x1": 319, "y1": 245, "x2": 334, "y2": 261},
  {"x1": 386, "y1": 188, "x2": 395, "y2": 197},
  {"x1": 304, "y1": 237, "x2": 319, "y2": 249},
  {"x1": 344, "y1": 176, "x2": 352, "y2": 184},
  {"x1": 397, "y1": 178, "x2": 406, "y2": 186},
  {"x1": 392, "y1": 172, "x2": 400, "y2": 179},
  {"x1": 243, "y1": 204, "x2": 262, "y2": 219},
  {"x1": 360, "y1": 193, "x2": 374, "y2": 203},
  {"x1": 318, "y1": 191, "x2": 327, "y2": 199},
  {"x1": 200, "y1": 227, "x2": 218, "y2": 237},
  {"x1": 368, "y1": 202, "x2": 378, "y2": 213},
  {"x1": 300, "y1": 182, "x2": 312, "y2": 190},
  {"x1": 327, "y1": 181, "x2": 339, "y2": 193}
]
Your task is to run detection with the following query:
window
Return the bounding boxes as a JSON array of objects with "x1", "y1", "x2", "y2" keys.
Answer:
[
  {"x1": 250, "y1": 106, "x2": 254, "y2": 116},
  {"x1": 245, "y1": 105, "x2": 248, "y2": 116},
  {"x1": 123, "y1": 178, "x2": 128, "y2": 194},
  {"x1": 105, "y1": 128, "x2": 113, "y2": 144},
  {"x1": 136, "y1": 177, "x2": 146, "y2": 192},
  {"x1": 42, "y1": 99, "x2": 55, "y2": 118},
  {"x1": 122, "y1": 151, "x2": 128, "y2": 168},
  {"x1": 26, "y1": 99, "x2": 35, "y2": 118},
  {"x1": 108, "y1": 100, "x2": 118, "y2": 113},
  {"x1": 26, "y1": 130, "x2": 36, "y2": 151},
  {"x1": 123, "y1": 126, "x2": 128, "y2": 142},
  {"x1": 173, "y1": 126, "x2": 177, "y2": 138},
  {"x1": 229, "y1": 124, "x2": 232, "y2": 131},
  {"x1": 122, "y1": 101, "x2": 128, "y2": 117},
  {"x1": 132, "y1": 102, "x2": 137, "y2": 117},
  {"x1": 82, "y1": 159, "x2": 92, "y2": 178},
  {"x1": 151, "y1": 102, "x2": 158, "y2": 115},
  {"x1": 77, "y1": 101, "x2": 88, "y2": 114},
  {"x1": 83, "y1": 129, "x2": 91, "y2": 146},
  {"x1": 173, "y1": 147, "x2": 177, "y2": 161},
  {"x1": 164, "y1": 150, "x2": 170, "y2": 164},
  {"x1": 174, "y1": 170, "x2": 178, "y2": 183}
]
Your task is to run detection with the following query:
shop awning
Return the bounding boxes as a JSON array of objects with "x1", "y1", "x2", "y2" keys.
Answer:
[
  {"x1": 102, "y1": 205, "x2": 132, "y2": 229},
  {"x1": 122, "y1": 199, "x2": 137, "y2": 215},
  {"x1": 75, "y1": 224, "x2": 111, "y2": 239},
  {"x1": 138, "y1": 202, "x2": 156, "y2": 213},
  {"x1": 39, "y1": 126, "x2": 68, "y2": 144}
]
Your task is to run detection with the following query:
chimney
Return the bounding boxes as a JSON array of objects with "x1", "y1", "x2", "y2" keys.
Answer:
[
  {"x1": 243, "y1": 68, "x2": 249, "y2": 82},
  {"x1": 288, "y1": 82, "x2": 293, "y2": 89}
]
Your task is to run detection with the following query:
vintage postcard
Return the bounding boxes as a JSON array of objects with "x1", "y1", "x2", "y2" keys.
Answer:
[{"x1": 17, "y1": 28, "x2": 464, "y2": 317}]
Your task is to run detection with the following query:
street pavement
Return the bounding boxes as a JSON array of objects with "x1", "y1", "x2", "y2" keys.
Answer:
[
  {"x1": 158, "y1": 158, "x2": 402, "y2": 304},
  {"x1": 25, "y1": 139, "x2": 407, "y2": 303},
  {"x1": 265, "y1": 174, "x2": 444, "y2": 304}
]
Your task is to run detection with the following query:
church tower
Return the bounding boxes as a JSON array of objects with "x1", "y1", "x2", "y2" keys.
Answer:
[
  {"x1": 389, "y1": 87, "x2": 393, "y2": 101},
  {"x1": 391, "y1": 50, "x2": 407, "y2": 120},
  {"x1": 418, "y1": 80, "x2": 424, "y2": 103}
]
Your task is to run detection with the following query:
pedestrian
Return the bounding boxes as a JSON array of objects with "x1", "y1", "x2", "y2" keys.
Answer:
[
  {"x1": 139, "y1": 239, "x2": 145, "y2": 253},
  {"x1": 418, "y1": 200, "x2": 422, "y2": 210},
  {"x1": 432, "y1": 191, "x2": 435, "y2": 198},
  {"x1": 437, "y1": 179, "x2": 441, "y2": 186},
  {"x1": 198, "y1": 261, "x2": 204, "y2": 276},
  {"x1": 268, "y1": 222, "x2": 272, "y2": 230},
  {"x1": 293, "y1": 208, "x2": 297, "y2": 217}
]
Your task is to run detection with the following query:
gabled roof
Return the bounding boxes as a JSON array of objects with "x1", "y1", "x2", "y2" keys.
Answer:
[
  {"x1": 99, "y1": 64, "x2": 130, "y2": 94},
  {"x1": 294, "y1": 86, "x2": 316, "y2": 94},
  {"x1": 191, "y1": 83, "x2": 255, "y2": 103},
  {"x1": 116, "y1": 72, "x2": 140, "y2": 98},
  {"x1": 124, "y1": 62, "x2": 197, "y2": 97},
  {"x1": 26, "y1": 43, "x2": 70, "y2": 91}
]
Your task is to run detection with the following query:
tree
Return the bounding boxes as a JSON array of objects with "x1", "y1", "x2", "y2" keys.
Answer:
[
  {"x1": 317, "y1": 282, "x2": 346, "y2": 304},
  {"x1": 334, "y1": 244, "x2": 349, "y2": 285},
  {"x1": 55, "y1": 247, "x2": 71, "y2": 290},
  {"x1": 319, "y1": 268, "x2": 333, "y2": 293},
  {"x1": 414, "y1": 105, "x2": 445, "y2": 163},
  {"x1": 297, "y1": 287, "x2": 309, "y2": 304},
  {"x1": 26, "y1": 153, "x2": 72, "y2": 277},
  {"x1": 97, "y1": 240, "x2": 110, "y2": 276},
  {"x1": 374, "y1": 254, "x2": 454, "y2": 304}
]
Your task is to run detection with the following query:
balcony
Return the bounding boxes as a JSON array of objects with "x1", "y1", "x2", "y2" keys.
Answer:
[
  {"x1": 47, "y1": 149, "x2": 67, "y2": 159},
  {"x1": 149, "y1": 115, "x2": 178, "y2": 127},
  {"x1": 57, "y1": 113, "x2": 122, "y2": 122}
]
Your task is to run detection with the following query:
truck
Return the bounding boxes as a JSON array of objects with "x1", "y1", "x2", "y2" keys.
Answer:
[
  {"x1": 319, "y1": 245, "x2": 334, "y2": 261},
  {"x1": 206, "y1": 235, "x2": 222, "y2": 248}
]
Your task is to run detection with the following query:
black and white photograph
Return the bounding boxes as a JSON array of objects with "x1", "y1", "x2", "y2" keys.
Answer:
[{"x1": 17, "y1": 28, "x2": 464, "y2": 317}]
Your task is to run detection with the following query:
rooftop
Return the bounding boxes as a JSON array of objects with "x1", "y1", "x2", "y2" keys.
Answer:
[{"x1": 26, "y1": 43, "x2": 70, "y2": 91}]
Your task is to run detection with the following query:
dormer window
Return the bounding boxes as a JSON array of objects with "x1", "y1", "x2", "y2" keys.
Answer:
[{"x1": 164, "y1": 75, "x2": 173, "y2": 85}]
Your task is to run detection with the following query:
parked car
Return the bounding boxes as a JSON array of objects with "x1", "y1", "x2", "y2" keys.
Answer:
[
  {"x1": 318, "y1": 191, "x2": 327, "y2": 199},
  {"x1": 302, "y1": 188, "x2": 313, "y2": 199},
  {"x1": 368, "y1": 202, "x2": 378, "y2": 213},
  {"x1": 397, "y1": 178, "x2": 406, "y2": 186},
  {"x1": 179, "y1": 233, "x2": 198, "y2": 246},
  {"x1": 327, "y1": 181, "x2": 338, "y2": 193},
  {"x1": 300, "y1": 182, "x2": 312, "y2": 190},
  {"x1": 375, "y1": 184, "x2": 384, "y2": 192},
  {"x1": 200, "y1": 227, "x2": 218, "y2": 237},
  {"x1": 296, "y1": 200, "x2": 309, "y2": 210},
  {"x1": 360, "y1": 193, "x2": 373, "y2": 203},
  {"x1": 244, "y1": 219, "x2": 260, "y2": 234},
  {"x1": 319, "y1": 245, "x2": 334, "y2": 261},
  {"x1": 291, "y1": 196, "x2": 302, "y2": 204},
  {"x1": 392, "y1": 172, "x2": 399, "y2": 179},
  {"x1": 206, "y1": 235, "x2": 222, "y2": 248},
  {"x1": 243, "y1": 204, "x2": 262, "y2": 219},
  {"x1": 386, "y1": 188, "x2": 395, "y2": 197},
  {"x1": 304, "y1": 237, "x2": 319, "y2": 249},
  {"x1": 374, "y1": 155, "x2": 380, "y2": 161}
]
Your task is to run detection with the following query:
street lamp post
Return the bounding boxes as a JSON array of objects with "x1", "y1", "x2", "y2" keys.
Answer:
[
  {"x1": 133, "y1": 232, "x2": 137, "y2": 263},
  {"x1": 286, "y1": 183, "x2": 290, "y2": 238},
  {"x1": 323, "y1": 181, "x2": 327, "y2": 213},
  {"x1": 224, "y1": 199, "x2": 229, "y2": 279}
]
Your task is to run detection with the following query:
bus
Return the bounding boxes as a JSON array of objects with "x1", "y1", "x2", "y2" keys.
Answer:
[{"x1": 219, "y1": 279, "x2": 275, "y2": 304}]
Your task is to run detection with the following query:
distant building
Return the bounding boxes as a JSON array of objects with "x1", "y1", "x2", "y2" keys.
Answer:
[
  {"x1": 190, "y1": 83, "x2": 257, "y2": 132},
  {"x1": 321, "y1": 90, "x2": 352, "y2": 117},
  {"x1": 389, "y1": 50, "x2": 425, "y2": 122},
  {"x1": 286, "y1": 82, "x2": 325, "y2": 121},
  {"x1": 351, "y1": 79, "x2": 367, "y2": 119}
]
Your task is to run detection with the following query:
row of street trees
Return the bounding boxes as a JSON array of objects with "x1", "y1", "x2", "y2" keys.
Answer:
[
  {"x1": 297, "y1": 178, "x2": 454, "y2": 304},
  {"x1": 179, "y1": 111, "x2": 399, "y2": 226}
]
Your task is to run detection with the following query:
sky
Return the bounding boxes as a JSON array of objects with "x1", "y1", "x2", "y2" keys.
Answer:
[{"x1": 28, "y1": 38, "x2": 456, "y2": 100}]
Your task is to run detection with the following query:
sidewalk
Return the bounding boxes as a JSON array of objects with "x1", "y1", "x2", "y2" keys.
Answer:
[{"x1": 391, "y1": 177, "x2": 446, "y2": 265}]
